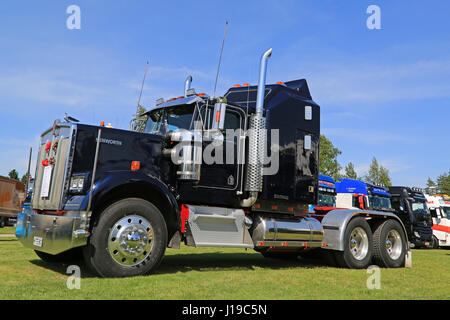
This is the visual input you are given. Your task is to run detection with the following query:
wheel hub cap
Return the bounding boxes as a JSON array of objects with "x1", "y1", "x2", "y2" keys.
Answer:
[
  {"x1": 349, "y1": 227, "x2": 369, "y2": 260},
  {"x1": 386, "y1": 230, "x2": 402, "y2": 260},
  {"x1": 108, "y1": 215, "x2": 154, "y2": 266}
]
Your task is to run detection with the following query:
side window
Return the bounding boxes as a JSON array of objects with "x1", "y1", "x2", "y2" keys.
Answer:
[
  {"x1": 224, "y1": 111, "x2": 240, "y2": 130},
  {"x1": 199, "y1": 106, "x2": 241, "y2": 132},
  {"x1": 199, "y1": 106, "x2": 213, "y2": 129}
]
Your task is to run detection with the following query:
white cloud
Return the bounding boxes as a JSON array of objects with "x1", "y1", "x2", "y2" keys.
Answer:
[{"x1": 272, "y1": 58, "x2": 450, "y2": 105}]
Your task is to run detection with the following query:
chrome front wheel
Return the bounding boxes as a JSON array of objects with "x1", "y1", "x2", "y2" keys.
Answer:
[
  {"x1": 108, "y1": 215, "x2": 154, "y2": 267},
  {"x1": 83, "y1": 198, "x2": 168, "y2": 278}
]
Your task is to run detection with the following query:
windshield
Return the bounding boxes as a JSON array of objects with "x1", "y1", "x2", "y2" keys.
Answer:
[
  {"x1": 408, "y1": 200, "x2": 429, "y2": 214},
  {"x1": 144, "y1": 105, "x2": 195, "y2": 135},
  {"x1": 318, "y1": 193, "x2": 336, "y2": 207},
  {"x1": 369, "y1": 195, "x2": 392, "y2": 210}
]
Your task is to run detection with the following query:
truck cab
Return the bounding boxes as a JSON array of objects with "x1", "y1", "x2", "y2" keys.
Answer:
[
  {"x1": 425, "y1": 194, "x2": 450, "y2": 248},
  {"x1": 389, "y1": 187, "x2": 433, "y2": 248},
  {"x1": 335, "y1": 179, "x2": 394, "y2": 213},
  {"x1": 16, "y1": 49, "x2": 409, "y2": 276},
  {"x1": 0, "y1": 176, "x2": 25, "y2": 227},
  {"x1": 309, "y1": 174, "x2": 337, "y2": 215}
]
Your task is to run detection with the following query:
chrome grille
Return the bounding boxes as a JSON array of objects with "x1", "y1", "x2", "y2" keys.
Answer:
[{"x1": 32, "y1": 123, "x2": 75, "y2": 211}]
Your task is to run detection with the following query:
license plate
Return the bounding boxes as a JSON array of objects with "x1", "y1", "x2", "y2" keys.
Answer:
[
  {"x1": 40, "y1": 165, "x2": 53, "y2": 198},
  {"x1": 33, "y1": 236, "x2": 43, "y2": 247},
  {"x1": 424, "y1": 242, "x2": 430, "y2": 246}
]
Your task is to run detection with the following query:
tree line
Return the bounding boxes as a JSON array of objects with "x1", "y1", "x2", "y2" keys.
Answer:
[
  {"x1": 3, "y1": 169, "x2": 30, "y2": 185},
  {"x1": 319, "y1": 135, "x2": 392, "y2": 186},
  {"x1": 425, "y1": 172, "x2": 450, "y2": 195}
]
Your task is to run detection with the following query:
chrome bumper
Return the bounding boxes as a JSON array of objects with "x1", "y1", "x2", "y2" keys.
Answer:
[{"x1": 16, "y1": 209, "x2": 89, "y2": 255}]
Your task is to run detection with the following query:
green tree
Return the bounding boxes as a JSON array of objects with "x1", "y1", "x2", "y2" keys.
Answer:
[
  {"x1": 425, "y1": 177, "x2": 437, "y2": 194},
  {"x1": 319, "y1": 135, "x2": 342, "y2": 180},
  {"x1": 364, "y1": 157, "x2": 392, "y2": 186},
  {"x1": 344, "y1": 162, "x2": 358, "y2": 179},
  {"x1": 366, "y1": 157, "x2": 380, "y2": 184},
  {"x1": 436, "y1": 171, "x2": 450, "y2": 195},
  {"x1": 21, "y1": 173, "x2": 31, "y2": 185},
  {"x1": 379, "y1": 166, "x2": 392, "y2": 187},
  {"x1": 8, "y1": 169, "x2": 19, "y2": 180},
  {"x1": 132, "y1": 104, "x2": 148, "y2": 132}
]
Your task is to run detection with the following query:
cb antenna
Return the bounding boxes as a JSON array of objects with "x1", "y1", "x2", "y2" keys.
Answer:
[
  {"x1": 213, "y1": 21, "x2": 228, "y2": 98},
  {"x1": 137, "y1": 61, "x2": 149, "y2": 115}
]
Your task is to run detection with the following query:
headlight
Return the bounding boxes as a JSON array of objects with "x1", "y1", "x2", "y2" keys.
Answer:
[{"x1": 69, "y1": 175, "x2": 86, "y2": 193}]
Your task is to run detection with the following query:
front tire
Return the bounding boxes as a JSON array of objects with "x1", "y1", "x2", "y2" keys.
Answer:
[
  {"x1": 334, "y1": 217, "x2": 373, "y2": 269},
  {"x1": 431, "y1": 235, "x2": 439, "y2": 249},
  {"x1": 83, "y1": 198, "x2": 168, "y2": 278},
  {"x1": 372, "y1": 219, "x2": 407, "y2": 268}
]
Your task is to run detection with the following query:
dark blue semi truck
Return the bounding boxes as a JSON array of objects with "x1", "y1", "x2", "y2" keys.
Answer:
[{"x1": 16, "y1": 49, "x2": 409, "y2": 277}]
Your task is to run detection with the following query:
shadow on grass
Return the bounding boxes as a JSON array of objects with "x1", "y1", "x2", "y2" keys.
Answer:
[
  {"x1": 28, "y1": 251, "x2": 330, "y2": 278},
  {"x1": 154, "y1": 252, "x2": 328, "y2": 275},
  {"x1": 29, "y1": 259, "x2": 99, "y2": 278}
]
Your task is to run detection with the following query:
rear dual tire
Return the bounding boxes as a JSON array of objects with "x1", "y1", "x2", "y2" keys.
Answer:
[
  {"x1": 334, "y1": 217, "x2": 373, "y2": 269},
  {"x1": 372, "y1": 219, "x2": 406, "y2": 268}
]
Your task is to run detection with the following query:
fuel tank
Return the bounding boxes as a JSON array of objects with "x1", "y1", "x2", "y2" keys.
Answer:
[{"x1": 251, "y1": 215, "x2": 323, "y2": 248}]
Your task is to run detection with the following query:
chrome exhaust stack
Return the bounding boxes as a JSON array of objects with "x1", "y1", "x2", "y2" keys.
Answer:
[
  {"x1": 184, "y1": 75, "x2": 193, "y2": 97},
  {"x1": 241, "y1": 48, "x2": 272, "y2": 207}
]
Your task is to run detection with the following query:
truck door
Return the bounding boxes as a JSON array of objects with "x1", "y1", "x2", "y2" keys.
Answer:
[{"x1": 196, "y1": 104, "x2": 245, "y2": 191}]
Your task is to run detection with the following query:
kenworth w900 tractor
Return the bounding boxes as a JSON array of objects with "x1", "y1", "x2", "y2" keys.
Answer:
[{"x1": 16, "y1": 49, "x2": 409, "y2": 277}]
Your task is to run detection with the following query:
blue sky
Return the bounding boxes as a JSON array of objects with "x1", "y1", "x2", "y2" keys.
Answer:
[{"x1": 0, "y1": 0, "x2": 449, "y2": 187}]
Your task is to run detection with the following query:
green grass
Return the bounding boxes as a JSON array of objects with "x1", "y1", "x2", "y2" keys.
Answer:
[
  {"x1": 0, "y1": 227, "x2": 15, "y2": 235},
  {"x1": 0, "y1": 237, "x2": 449, "y2": 300}
]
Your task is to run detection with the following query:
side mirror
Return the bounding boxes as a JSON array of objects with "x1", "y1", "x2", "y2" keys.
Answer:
[{"x1": 212, "y1": 98, "x2": 227, "y2": 131}]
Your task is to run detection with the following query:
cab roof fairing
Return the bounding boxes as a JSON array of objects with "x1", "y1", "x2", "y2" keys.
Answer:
[
  {"x1": 141, "y1": 79, "x2": 318, "y2": 117},
  {"x1": 389, "y1": 186, "x2": 427, "y2": 201},
  {"x1": 224, "y1": 78, "x2": 319, "y2": 112},
  {"x1": 142, "y1": 95, "x2": 204, "y2": 117},
  {"x1": 318, "y1": 174, "x2": 336, "y2": 191},
  {"x1": 335, "y1": 179, "x2": 368, "y2": 195}
]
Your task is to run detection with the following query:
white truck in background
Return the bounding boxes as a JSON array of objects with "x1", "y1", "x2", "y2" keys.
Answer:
[{"x1": 425, "y1": 194, "x2": 450, "y2": 248}]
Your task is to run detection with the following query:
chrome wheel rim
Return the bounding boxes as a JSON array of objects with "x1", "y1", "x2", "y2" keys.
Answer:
[
  {"x1": 386, "y1": 229, "x2": 402, "y2": 260},
  {"x1": 349, "y1": 227, "x2": 369, "y2": 260},
  {"x1": 108, "y1": 215, "x2": 154, "y2": 266}
]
